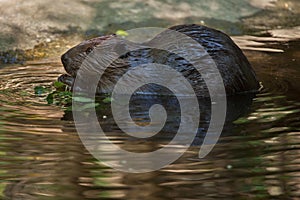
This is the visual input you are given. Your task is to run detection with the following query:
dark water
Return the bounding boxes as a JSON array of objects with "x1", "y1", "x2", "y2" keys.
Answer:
[{"x1": 0, "y1": 38, "x2": 300, "y2": 200}]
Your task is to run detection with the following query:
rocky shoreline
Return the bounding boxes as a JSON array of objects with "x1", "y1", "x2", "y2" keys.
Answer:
[{"x1": 0, "y1": 0, "x2": 299, "y2": 64}]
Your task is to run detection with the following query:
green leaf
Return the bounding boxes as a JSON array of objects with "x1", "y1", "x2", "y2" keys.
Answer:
[
  {"x1": 79, "y1": 103, "x2": 100, "y2": 111},
  {"x1": 102, "y1": 97, "x2": 112, "y2": 103},
  {"x1": 73, "y1": 96, "x2": 94, "y2": 103},
  {"x1": 72, "y1": 102, "x2": 100, "y2": 111},
  {"x1": 116, "y1": 30, "x2": 129, "y2": 37},
  {"x1": 53, "y1": 81, "x2": 66, "y2": 89},
  {"x1": 34, "y1": 86, "x2": 47, "y2": 95},
  {"x1": 46, "y1": 93, "x2": 54, "y2": 104}
]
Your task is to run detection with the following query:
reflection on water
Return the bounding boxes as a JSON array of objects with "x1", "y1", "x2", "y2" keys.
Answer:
[{"x1": 0, "y1": 39, "x2": 300, "y2": 199}]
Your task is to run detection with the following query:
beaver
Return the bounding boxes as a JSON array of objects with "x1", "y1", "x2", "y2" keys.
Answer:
[{"x1": 59, "y1": 24, "x2": 259, "y2": 96}]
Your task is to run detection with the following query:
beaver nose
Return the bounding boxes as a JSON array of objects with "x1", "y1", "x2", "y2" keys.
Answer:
[{"x1": 61, "y1": 53, "x2": 71, "y2": 66}]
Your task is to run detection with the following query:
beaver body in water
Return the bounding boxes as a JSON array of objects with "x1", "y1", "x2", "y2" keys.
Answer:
[{"x1": 59, "y1": 24, "x2": 259, "y2": 96}]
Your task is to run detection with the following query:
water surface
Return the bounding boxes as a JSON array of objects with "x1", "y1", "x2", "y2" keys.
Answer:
[{"x1": 0, "y1": 37, "x2": 299, "y2": 199}]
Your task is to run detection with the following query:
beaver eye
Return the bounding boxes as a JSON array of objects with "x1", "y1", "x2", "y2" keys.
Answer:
[{"x1": 86, "y1": 47, "x2": 93, "y2": 54}]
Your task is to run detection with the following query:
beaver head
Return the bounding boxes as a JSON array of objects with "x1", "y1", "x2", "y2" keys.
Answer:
[{"x1": 61, "y1": 34, "x2": 116, "y2": 78}]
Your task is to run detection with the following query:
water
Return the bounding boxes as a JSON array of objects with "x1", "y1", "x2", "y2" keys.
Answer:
[{"x1": 0, "y1": 30, "x2": 299, "y2": 200}]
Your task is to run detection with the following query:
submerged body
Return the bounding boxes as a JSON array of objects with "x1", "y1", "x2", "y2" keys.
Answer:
[{"x1": 59, "y1": 24, "x2": 259, "y2": 96}]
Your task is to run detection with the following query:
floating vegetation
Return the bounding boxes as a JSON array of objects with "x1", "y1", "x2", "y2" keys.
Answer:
[{"x1": 34, "y1": 81, "x2": 111, "y2": 111}]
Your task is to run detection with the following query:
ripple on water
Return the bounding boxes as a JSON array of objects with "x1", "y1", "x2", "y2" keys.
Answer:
[{"x1": 0, "y1": 39, "x2": 299, "y2": 199}]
